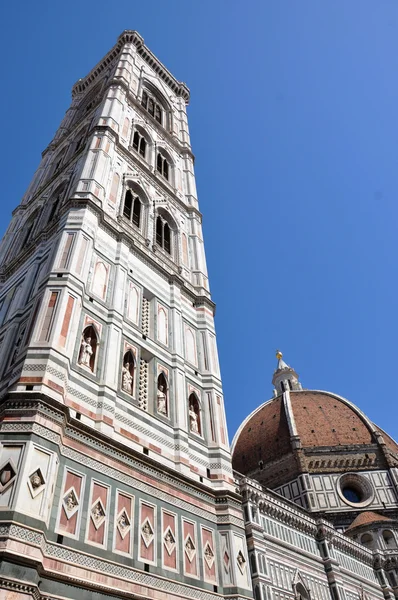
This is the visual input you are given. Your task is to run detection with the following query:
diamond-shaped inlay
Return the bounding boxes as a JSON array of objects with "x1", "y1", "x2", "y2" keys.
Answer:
[
  {"x1": 237, "y1": 550, "x2": 246, "y2": 574},
  {"x1": 27, "y1": 467, "x2": 46, "y2": 498},
  {"x1": 117, "y1": 509, "x2": 131, "y2": 540},
  {"x1": 204, "y1": 541, "x2": 215, "y2": 569},
  {"x1": 0, "y1": 460, "x2": 17, "y2": 493},
  {"x1": 185, "y1": 535, "x2": 196, "y2": 563},
  {"x1": 223, "y1": 549, "x2": 230, "y2": 573},
  {"x1": 63, "y1": 488, "x2": 79, "y2": 518},
  {"x1": 91, "y1": 499, "x2": 106, "y2": 530},
  {"x1": 141, "y1": 518, "x2": 154, "y2": 547},
  {"x1": 163, "y1": 527, "x2": 176, "y2": 556}
]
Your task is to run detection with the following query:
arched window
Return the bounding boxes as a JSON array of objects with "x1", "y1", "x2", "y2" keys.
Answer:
[
  {"x1": 157, "y1": 372, "x2": 168, "y2": 416},
  {"x1": 295, "y1": 582, "x2": 310, "y2": 600},
  {"x1": 182, "y1": 233, "x2": 189, "y2": 266},
  {"x1": 121, "y1": 350, "x2": 135, "y2": 395},
  {"x1": 157, "y1": 307, "x2": 168, "y2": 345},
  {"x1": 46, "y1": 182, "x2": 67, "y2": 226},
  {"x1": 360, "y1": 533, "x2": 373, "y2": 548},
  {"x1": 47, "y1": 194, "x2": 62, "y2": 225},
  {"x1": 132, "y1": 130, "x2": 147, "y2": 158},
  {"x1": 121, "y1": 117, "x2": 130, "y2": 139},
  {"x1": 123, "y1": 190, "x2": 142, "y2": 229},
  {"x1": 21, "y1": 209, "x2": 40, "y2": 247},
  {"x1": 185, "y1": 327, "x2": 197, "y2": 365},
  {"x1": 156, "y1": 215, "x2": 174, "y2": 255},
  {"x1": 78, "y1": 325, "x2": 98, "y2": 372},
  {"x1": 141, "y1": 90, "x2": 163, "y2": 125},
  {"x1": 383, "y1": 530, "x2": 396, "y2": 548},
  {"x1": 188, "y1": 393, "x2": 201, "y2": 435},
  {"x1": 109, "y1": 172, "x2": 120, "y2": 204},
  {"x1": 156, "y1": 153, "x2": 169, "y2": 180},
  {"x1": 74, "y1": 134, "x2": 85, "y2": 154},
  {"x1": 92, "y1": 261, "x2": 108, "y2": 300}
]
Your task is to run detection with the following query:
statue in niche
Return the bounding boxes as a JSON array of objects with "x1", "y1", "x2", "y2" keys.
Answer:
[
  {"x1": 79, "y1": 336, "x2": 93, "y2": 368},
  {"x1": 122, "y1": 362, "x2": 133, "y2": 394},
  {"x1": 189, "y1": 403, "x2": 199, "y2": 433},
  {"x1": 157, "y1": 384, "x2": 167, "y2": 415}
]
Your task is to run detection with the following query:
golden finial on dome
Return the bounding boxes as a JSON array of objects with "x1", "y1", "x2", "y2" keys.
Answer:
[{"x1": 276, "y1": 350, "x2": 283, "y2": 360}]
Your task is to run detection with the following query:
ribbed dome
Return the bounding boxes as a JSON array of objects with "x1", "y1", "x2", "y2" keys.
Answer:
[{"x1": 231, "y1": 389, "x2": 398, "y2": 483}]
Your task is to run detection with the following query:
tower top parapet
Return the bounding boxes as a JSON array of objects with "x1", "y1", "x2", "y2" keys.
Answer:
[{"x1": 71, "y1": 30, "x2": 190, "y2": 103}]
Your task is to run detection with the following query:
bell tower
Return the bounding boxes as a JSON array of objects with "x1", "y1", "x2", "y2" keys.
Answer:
[{"x1": 0, "y1": 32, "x2": 252, "y2": 600}]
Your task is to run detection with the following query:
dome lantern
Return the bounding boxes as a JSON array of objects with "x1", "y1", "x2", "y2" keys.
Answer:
[{"x1": 272, "y1": 350, "x2": 302, "y2": 395}]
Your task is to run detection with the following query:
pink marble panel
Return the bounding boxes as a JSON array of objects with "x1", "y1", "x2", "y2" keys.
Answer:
[
  {"x1": 183, "y1": 520, "x2": 197, "y2": 577},
  {"x1": 88, "y1": 482, "x2": 108, "y2": 546},
  {"x1": 163, "y1": 511, "x2": 176, "y2": 570},
  {"x1": 202, "y1": 527, "x2": 216, "y2": 582},
  {"x1": 115, "y1": 492, "x2": 132, "y2": 554},
  {"x1": 140, "y1": 503, "x2": 154, "y2": 562}
]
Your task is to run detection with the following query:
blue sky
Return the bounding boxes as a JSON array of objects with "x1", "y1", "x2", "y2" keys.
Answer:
[{"x1": 1, "y1": 1, "x2": 398, "y2": 442}]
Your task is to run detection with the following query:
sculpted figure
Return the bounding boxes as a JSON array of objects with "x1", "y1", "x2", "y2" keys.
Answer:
[
  {"x1": 122, "y1": 362, "x2": 133, "y2": 393},
  {"x1": 30, "y1": 473, "x2": 42, "y2": 489},
  {"x1": 65, "y1": 492, "x2": 76, "y2": 511},
  {"x1": 157, "y1": 384, "x2": 167, "y2": 415},
  {"x1": 119, "y1": 514, "x2": 128, "y2": 529},
  {"x1": 189, "y1": 404, "x2": 199, "y2": 433},
  {"x1": 79, "y1": 336, "x2": 93, "y2": 368},
  {"x1": 165, "y1": 530, "x2": 174, "y2": 543}
]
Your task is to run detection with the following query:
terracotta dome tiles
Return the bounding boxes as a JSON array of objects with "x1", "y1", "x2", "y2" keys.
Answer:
[
  {"x1": 290, "y1": 391, "x2": 373, "y2": 447},
  {"x1": 231, "y1": 390, "x2": 386, "y2": 478},
  {"x1": 346, "y1": 511, "x2": 394, "y2": 532},
  {"x1": 232, "y1": 397, "x2": 291, "y2": 475}
]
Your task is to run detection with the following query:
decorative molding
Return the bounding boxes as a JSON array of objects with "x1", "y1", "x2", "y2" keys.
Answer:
[{"x1": 0, "y1": 522, "x2": 228, "y2": 600}]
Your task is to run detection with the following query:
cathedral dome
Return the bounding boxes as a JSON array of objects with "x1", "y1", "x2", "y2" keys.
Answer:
[{"x1": 232, "y1": 354, "x2": 398, "y2": 490}]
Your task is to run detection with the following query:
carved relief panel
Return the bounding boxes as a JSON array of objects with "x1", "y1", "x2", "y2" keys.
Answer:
[
  {"x1": 0, "y1": 444, "x2": 24, "y2": 509},
  {"x1": 56, "y1": 468, "x2": 85, "y2": 539},
  {"x1": 85, "y1": 480, "x2": 110, "y2": 548},
  {"x1": 16, "y1": 444, "x2": 58, "y2": 522},
  {"x1": 139, "y1": 501, "x2": 156, "y2": 565},
  {"x1": 182, "y1": 518, "x2": 198, "y2": 579},
  {"x1": 201, "y1": 526, "x2": 217, "y2": 584},
  {"x1": 161, "y1": 509, "x2": 178, "y2": 572},
  {"x1": 113, "y1": 490, "x2": 134, "y2": 556}
]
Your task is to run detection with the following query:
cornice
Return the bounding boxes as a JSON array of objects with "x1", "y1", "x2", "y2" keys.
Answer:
[
  {"x1": 238, "y1": 476, "x2": 376, "y2": 565},
  {"x1": 0, "y1": 393, "x2": 238, "y2": 506},
  {"x1": 0, "y1": 575, "x2": 40, "y2": 600},
  {"x1": 1, "y1": 197, "x2": 214, "y2": 313},
  {"x1": 239, "y1": 477, "x2": 317, "y2": 535},
  {"x1": 0, "y1": 522, "x2": 230, "y2": 600},
  {"x1": 72, "y1": 31, "x2": 190, "y2": 103}
]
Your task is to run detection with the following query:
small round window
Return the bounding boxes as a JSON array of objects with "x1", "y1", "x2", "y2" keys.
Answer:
[
  {"x1": 337, "y1": 473, "x2": 374, "y2": 508},
  {"x1": 342, "y1": 486, "x2": 362, "y2": 503}
]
